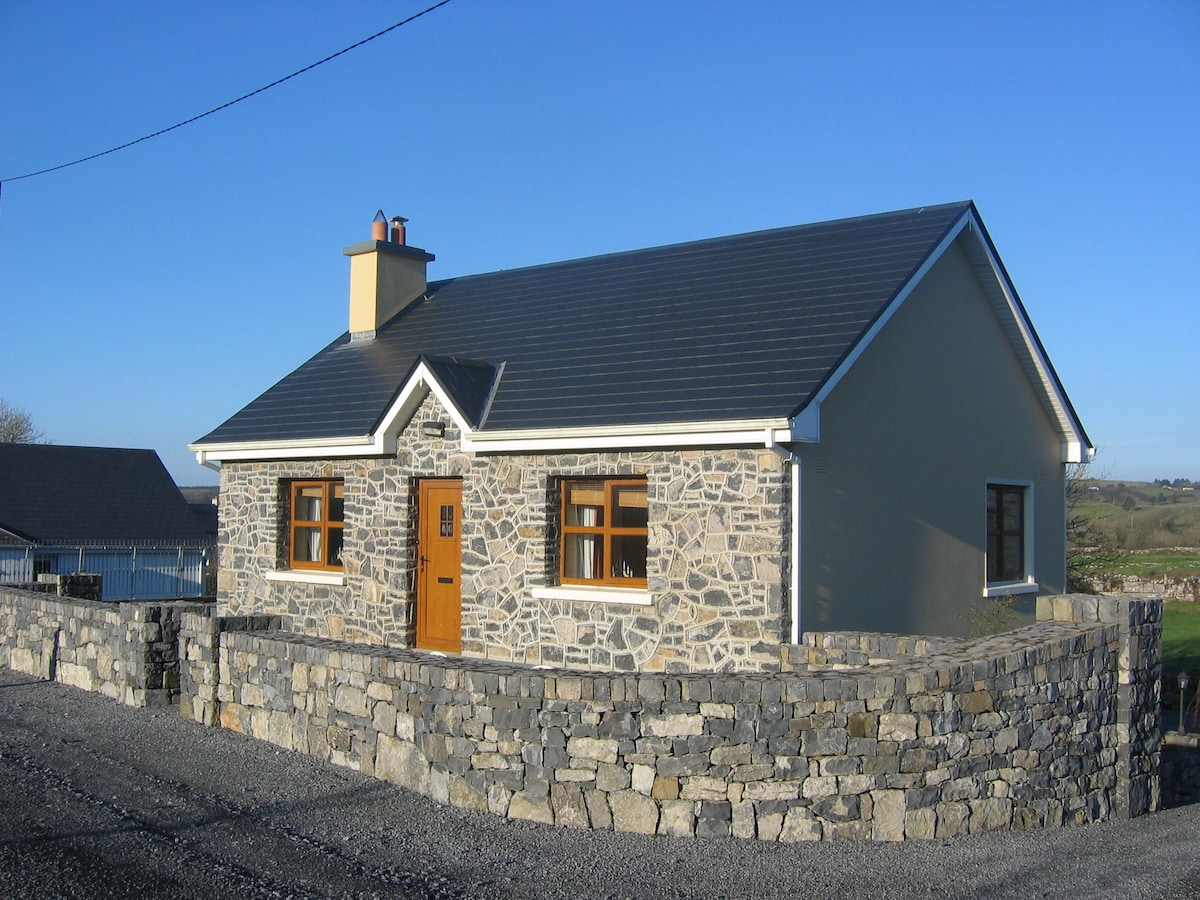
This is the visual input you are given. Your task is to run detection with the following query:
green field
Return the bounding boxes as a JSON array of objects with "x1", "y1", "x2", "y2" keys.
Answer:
[
  {"x1": 1079, "y1": 549, "x2": 1200, "y2": 581},
  {"x1": 1075, "y1": 478, "x2": 1200, "y2": 550},
  {"x1": 1070, "y1": 476, "x2": 1199, "y2": 596},
  {"x1": 1162, "y1": 601, "x2": 1200, "y2": 708}
]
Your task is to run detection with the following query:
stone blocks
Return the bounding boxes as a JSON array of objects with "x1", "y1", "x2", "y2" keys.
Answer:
[
  {"x1": 0, "y1": 586, "x2": 1163, "y2": 843},
  {"x1": 215, "y1": 396, "x2": 787, "y2": 674},
  {"x1": 0, "y1": 586, "x2": 208, "y2": 709},
  {"x1": 164, "y1": 595, "x2": 1163, "y2": 843}
]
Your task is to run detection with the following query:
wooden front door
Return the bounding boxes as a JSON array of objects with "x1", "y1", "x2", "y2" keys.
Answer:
[{"x1": 416, "y1": 479, "x2": 462, "y2": 652}]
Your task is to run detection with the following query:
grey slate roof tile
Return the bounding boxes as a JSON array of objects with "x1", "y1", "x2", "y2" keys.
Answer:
[
  {"x1": 0, "y1": 444, "x2": 213, "y2": 544},
  {"x1": 195, "y1": 202, "x2": 973, "y2": 445}
]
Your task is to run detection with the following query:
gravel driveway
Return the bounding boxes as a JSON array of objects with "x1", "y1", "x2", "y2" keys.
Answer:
[{"x1": 1, "y1": 666, "x2": 1198, "y2": 899}]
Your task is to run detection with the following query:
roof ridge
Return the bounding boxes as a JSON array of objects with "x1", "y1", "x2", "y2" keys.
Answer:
[{"x1": 427, "y1": 201, "x2": 974, "y2": 288}]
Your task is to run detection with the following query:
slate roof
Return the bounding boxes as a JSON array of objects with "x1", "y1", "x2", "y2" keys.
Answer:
[
  {"x1": 0, "y1": 444, "x2": 212, "y2": 544},
  {"x1": 195, "y1": 202, "x2": 976, "y2": 446}
]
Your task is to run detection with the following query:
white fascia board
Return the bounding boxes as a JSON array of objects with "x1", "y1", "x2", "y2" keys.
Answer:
[
  {"x1": 191, "y1": 418, "x2": 792, "y2": 461},
  {"x1": 374, "y1": 360, "x2": 477, "y2": 447},
  {"x1": 191, "y1": 435, "x2": 382, "y2": 465},
  {"x1": 1062, "y1": 440, "x2": 1095, "y2": 465},
  {"x1": 190, "y1": 361, "x2": 479, "y2": 465},
  {"x1": 963, "y1": 210, "x2": 1094, "y2": 460},
  {"x1": 463, "y1": 419, "x2": 793, "y2": 453},
  {"x1": 790, "y1": 403, "x2": 820, "y2": 443},
  {"x1": 0, "y1": 526, "x2": 34, "y2": 546},
  {"x1": 807, "y1": 210, "x2": 974, "y2": 412}
]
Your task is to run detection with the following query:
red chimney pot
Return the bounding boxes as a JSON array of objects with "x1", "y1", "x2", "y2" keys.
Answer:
[{"x1": 390, "y1": 216, "x2": 408, "y2": 245}]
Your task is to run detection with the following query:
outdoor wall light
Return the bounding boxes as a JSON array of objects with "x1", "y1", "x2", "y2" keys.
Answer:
[{"x1": 421, "y1": 421, "x2": 446, "y2": 438}]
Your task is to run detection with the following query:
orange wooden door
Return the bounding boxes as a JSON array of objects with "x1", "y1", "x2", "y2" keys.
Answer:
[{"x1": 416, "y1": 479, "x2": 462, "y2": 652}]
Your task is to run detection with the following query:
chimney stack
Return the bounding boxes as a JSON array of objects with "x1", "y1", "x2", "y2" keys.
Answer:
[{"x1": 344, "y1": 210, "x2": 434, "y2": 341}]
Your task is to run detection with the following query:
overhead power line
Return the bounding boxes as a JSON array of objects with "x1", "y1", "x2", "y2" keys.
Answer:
[{"x1": 0, "y1": 0, "x2": 453, "y2": 185}]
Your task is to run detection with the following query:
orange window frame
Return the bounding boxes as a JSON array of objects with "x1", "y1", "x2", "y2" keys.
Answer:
[
  {"x1": 559, "y1": 477, "x2": 648, "y2": 587},
  {"x1": 289, "y1": 480, "x2": 345, "y2": 571}
]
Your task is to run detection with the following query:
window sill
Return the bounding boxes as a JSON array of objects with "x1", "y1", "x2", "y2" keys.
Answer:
[
  {"x1": 267, "y1": 570, "x2": 346, "y2": 587},
  {"x1": 531, "y1": 585, "x2": 652, "y2": 606},
  {"x1": 984, "y1": 580, "x2": 1039, "y2": 598}
]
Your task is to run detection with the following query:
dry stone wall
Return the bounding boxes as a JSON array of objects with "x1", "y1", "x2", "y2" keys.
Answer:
[
  {"x1": 178, "y1": 595, "x2": 1162, "y2": 841},
  {"x1": 1161, "y1": 735, "x2": 1200, "y2": 807},
  {"x1": 0, "y1": 585, "x2": 209, "y2": 707}
]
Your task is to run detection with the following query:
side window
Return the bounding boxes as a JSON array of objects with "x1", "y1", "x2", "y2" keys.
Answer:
[
  {"x1": 986, "y1": 482, "x2": 1031, "y2": 588},
  {"x1": 560, "y1": 478, "x2": 647, "y2": 587},
  {"x1": 289, "y1": 480, "x2": 345, "y2": 571}
]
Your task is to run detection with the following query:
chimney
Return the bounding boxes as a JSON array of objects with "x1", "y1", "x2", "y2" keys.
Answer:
[{"x1": 344, "y1": 210, "x2": 435, "y2": 341}]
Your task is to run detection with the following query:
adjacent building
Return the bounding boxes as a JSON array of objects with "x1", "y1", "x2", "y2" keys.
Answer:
[{"x1": 0, "y1": 444, "x2": 214, "y2": 600}]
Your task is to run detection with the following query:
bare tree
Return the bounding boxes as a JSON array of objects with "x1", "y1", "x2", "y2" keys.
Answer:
[
  {"x1": 1066, "y1": 461, "x2": 1121, "y2": 592},
  {"x1": 0, "y1": 399, "x2": 46, "y2": 443}
]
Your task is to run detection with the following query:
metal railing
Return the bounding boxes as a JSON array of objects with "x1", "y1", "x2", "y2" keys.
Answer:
[{"x1": 0, "y1": 540, "x2": 215, "y2": 600}]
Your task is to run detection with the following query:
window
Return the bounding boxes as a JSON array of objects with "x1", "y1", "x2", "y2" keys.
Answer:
[
  {"x1": 289, "y1": 480, "x2": 344, "y2": 571},
  {"x1": 560, "y1": 478, "x2": 648, "y2": 587},
  {"x1": 986, "y1": 482, "x2": 1033, "y2": 591}
]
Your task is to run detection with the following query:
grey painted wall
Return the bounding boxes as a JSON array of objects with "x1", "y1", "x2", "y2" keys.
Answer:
[{"x1": 797, "y1": 237, "x2": 1067, "y2": 636}]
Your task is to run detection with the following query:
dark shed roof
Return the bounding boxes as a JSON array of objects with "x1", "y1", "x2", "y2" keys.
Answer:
[
  {"x1": 195, "y1": 202, "x2": 973, "y2": 445},
  {"x1": 0, "y1": 444, "x2": 211, "y2": 544}
]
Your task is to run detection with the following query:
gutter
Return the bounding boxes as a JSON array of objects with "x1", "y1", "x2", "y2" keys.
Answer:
[{"x1": 764, "y1": 429, "x2": 802, "y2": 645}]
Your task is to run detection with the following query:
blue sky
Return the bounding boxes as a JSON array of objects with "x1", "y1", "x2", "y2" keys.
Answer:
[{"x1": 1, "y1": 1, "x2": 1196, "y2": 486}]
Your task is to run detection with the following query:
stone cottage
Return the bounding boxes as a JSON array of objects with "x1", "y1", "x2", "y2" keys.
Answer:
[{"x1": 191, "y1": 202, "x2": 1092, "y2": 673}]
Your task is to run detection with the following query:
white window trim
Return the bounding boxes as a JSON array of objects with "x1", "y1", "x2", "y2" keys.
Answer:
[
  {"x1": 984, "y1": 479, "x2": 1037, "y2": 597},
  {"x1": 267, "y1": 570, "x2": 346, "y2": 587},
  {"x1": 531, "y1": 585, "x2": 652, "y2": 606},
  {"x1": 984, "y1": 580, "x2": 1039, "y2": 598}
]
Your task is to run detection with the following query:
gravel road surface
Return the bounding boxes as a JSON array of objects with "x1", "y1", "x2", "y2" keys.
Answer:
[{"x1": 1, "y1": 666, "x2": 1198, "y2": 899}]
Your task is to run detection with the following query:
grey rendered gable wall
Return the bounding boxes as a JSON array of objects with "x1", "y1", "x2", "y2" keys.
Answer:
[{"x1": 798, "y1": 236, "x2": 1066, "y2": 636}]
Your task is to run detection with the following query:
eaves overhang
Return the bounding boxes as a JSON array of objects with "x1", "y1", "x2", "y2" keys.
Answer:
[
  {"x1": 0, "y1": 525, "x2": 35, "y2": 546},
  {"x1": 461, "y1": 418, "x2": 795, "y2": 453},
  {"x1": 193, "y1": 345, "x2": 801, "y2": 465},
  {"x1": 190, "y1": 416, "x2": 797, "y2": 465}
]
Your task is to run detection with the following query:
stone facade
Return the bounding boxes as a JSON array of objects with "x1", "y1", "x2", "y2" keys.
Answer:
[
  {"x1": 217, "y1": 393, "x2": 789, "y2": 673},
  {"x1": 0, "y1": 585, "x2": 209, "y2": 707},
  {"x1": 176, "y1": 595, "x2": 1162, "y2": 841}
]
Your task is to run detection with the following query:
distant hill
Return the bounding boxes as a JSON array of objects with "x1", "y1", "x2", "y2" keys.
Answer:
[{"x1": 1078, "y1": 479, "x2": 1200, "y2": 550}]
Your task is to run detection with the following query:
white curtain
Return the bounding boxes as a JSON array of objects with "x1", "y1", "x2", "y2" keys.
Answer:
[{"x1": 576, "y1": 506, "x2": 597, "y2": 578}]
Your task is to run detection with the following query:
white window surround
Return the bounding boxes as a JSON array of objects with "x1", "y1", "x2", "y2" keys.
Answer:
[
  {"x1": 531, "y1": 585, "x2": 653, "y2": 606},
  {"x1": 984, "y1": 478, "x2": 1036, "y2": 598},
  {"x1": 266, "y1": 570, "x2": 346, "y2": 587},
  {"x1": 984, "y1": 579, "x2": 1039, "y2": 599}
]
